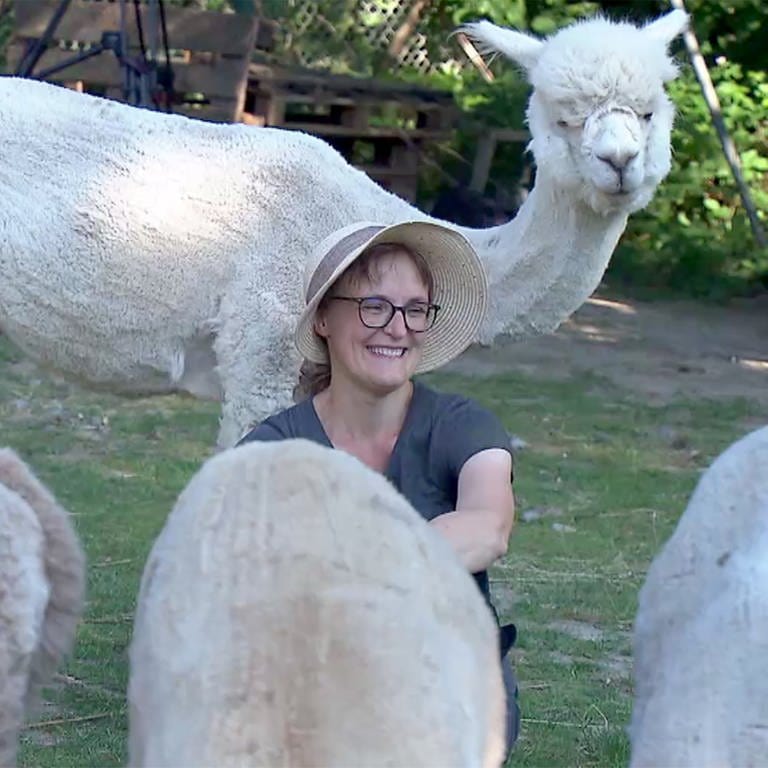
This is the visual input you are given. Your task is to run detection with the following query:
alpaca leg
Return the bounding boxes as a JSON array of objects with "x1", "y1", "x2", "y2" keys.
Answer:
[{"x1": 213, "y1": 290, "x2": 301, "y2": 449}]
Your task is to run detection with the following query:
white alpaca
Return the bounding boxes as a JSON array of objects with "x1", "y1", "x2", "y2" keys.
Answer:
[
  {"x1": 0, "y1": 10, "x2": 689, "y2": 447},
  {"x1": 630, "y1": 426, "x2": 768, "y2": 767},
  {"x1": 0, "y1": 449, "x2": 86, "y2": 768},
  {"x1": 128, "y1": 439, "x2": 506, "y2": 768}
]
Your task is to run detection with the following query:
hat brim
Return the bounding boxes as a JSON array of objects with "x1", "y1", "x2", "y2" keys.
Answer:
[{"x1": 295, "y1": 221, "x2": 488, "y2": 374}]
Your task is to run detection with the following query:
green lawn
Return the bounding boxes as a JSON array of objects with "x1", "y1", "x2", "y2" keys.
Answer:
[{"x1": 2, "y1": 334, "x2": 759, "y2": 768}]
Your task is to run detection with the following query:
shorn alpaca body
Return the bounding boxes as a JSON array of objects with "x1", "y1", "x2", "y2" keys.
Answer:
[
  {"x1": 0, "y1": 11, "x2": 688, "y2": 446},
  {"x1": 0, "y1": 449, "x2": 85, "y2": 767},
  {"x1": 128, "y1": 439, "x2": 506, "y2": 767},
  {"x1": 630, "y1": 426, "x2": 768, "y2": 767}
]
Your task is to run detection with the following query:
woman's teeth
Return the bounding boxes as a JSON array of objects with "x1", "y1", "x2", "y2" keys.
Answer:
[{"x1": 368, "y1": 346, "x2": 405, "y2": 358}]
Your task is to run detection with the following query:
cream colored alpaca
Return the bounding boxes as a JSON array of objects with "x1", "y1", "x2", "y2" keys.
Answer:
[
  {"x1": 0, "y1": 449, "x2": 86, "y2": 768},
  {"x1": 630, "y1": 426, "x2": 768, "y2": 767},
  {"x1": 0, "y1": 10, "x2": 689, "y2": 446},
  {"x1": 128, "y1": 439, "x2": 506, "y2": 768}
]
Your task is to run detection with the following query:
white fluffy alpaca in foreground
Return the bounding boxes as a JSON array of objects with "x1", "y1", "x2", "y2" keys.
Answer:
[
  {"x1": 128, "y1": 439, "x2": 506, "y2": 768},
  {"x1": 0, "y1": 449, "x2": 86, "y2": 768},
  {"x1": 630, "y1": 426, "x2": 768, "y2": 767},
  {"x1": 0, "y1": 11, "x2": 689, "y2": 446}
]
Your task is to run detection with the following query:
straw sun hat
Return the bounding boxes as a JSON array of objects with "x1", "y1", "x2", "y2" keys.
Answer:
[{"x1": 295, "y1": 220, "x2": 489, "y2": 374}]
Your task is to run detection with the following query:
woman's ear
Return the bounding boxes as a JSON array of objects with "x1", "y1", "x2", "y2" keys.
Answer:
[{"x1": 313, "y1": 310, "x2": 329, "y2": 339}]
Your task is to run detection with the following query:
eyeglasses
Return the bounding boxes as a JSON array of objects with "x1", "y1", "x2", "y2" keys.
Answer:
[{"x1": 328, "y1": 296, "x2": 440, "y2": 332}]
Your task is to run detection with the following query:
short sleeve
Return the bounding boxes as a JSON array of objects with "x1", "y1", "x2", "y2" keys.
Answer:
[
  {"x1": 433, "y1": 397, "x2": 514, "y2": 483},
  {"x1": 236, "y1": 419, "x2": 287, "y2": 446}
]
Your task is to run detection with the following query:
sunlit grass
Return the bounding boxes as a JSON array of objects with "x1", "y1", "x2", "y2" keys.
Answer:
[{"x1": 2, "y1": 335, "x2": 758, "y2": 767}]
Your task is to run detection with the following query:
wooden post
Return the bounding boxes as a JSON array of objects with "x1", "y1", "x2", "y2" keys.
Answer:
[
  {"x1": 387, "y1": 0, "x2": 430, "y2": 61},
  {"x1": 470, "y1": 133, "x2": 498, "y2": 193},
  {"x1": 670, "y1": 0, "x2": 766, "y2": 248},
  {"x1": 455, "y1": 32, "x2": 494, "y2": 83}
]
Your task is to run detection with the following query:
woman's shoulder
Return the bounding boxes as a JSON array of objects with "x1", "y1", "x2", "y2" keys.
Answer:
[
  {"x1": 237, "y1": 398, "x2": 315, "y2": 445},
  {"x1": 412, "y1": 380, "x2": 512, "y2": 470},
  {"x1": 413, "y1": 380, "x2": 494, "y2": 423}
]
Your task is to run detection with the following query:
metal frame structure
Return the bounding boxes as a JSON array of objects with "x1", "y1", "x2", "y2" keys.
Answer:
[{"x1": 13, "y1": 0, "x2": 173, "y2": 111}]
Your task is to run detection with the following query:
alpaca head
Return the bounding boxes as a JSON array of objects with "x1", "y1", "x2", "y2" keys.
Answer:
[{"x1": 461, "y1": 10, "x2": 689, "y2": 215}]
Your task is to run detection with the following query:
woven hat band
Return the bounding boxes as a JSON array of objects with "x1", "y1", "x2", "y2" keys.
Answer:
[{"x1": 306, "y1": 224, "x2": 385, "y2": 303}]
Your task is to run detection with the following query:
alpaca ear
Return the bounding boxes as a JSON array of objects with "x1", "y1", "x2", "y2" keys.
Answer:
[
  {"x1": 456, "y1": 20, "x2": 544, "y2": 73},
  {"x1": 643, "y1": 8, "x2": 689, "y2": 46}
]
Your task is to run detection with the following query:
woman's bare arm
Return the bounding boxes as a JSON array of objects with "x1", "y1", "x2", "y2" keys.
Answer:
[{"x1": 428, "y1": 448, "x2": 515, "y2": 573}]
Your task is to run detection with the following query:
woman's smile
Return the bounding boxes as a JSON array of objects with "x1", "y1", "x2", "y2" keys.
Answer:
[{"x1": 367, "y1": 345, "x2": 407, "y2": 359}]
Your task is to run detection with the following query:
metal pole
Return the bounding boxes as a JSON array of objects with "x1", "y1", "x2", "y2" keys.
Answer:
[
  {"x1": 119, "y1": 0, "x2": 132, "y2": 103},
  {"x1": 15, "y1": 0, "x2": 73, "y2": 76},
  {"x1": 146, "y1": 0, "x2": 160, "y2": 107},
  {"x1": 670, "y1": 0, "x2": 766, "y2": 248}
]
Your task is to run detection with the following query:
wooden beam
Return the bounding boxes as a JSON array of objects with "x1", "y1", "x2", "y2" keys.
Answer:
[
  {"x1": 470, "y1": 134, "x2": 497, "y2": 193},
  {"x1": 469, "y1": 129, "x2": 529, "y2": 193},
  {"x1": 6, "y1": 44, "x2": 247, "y2": 98}
]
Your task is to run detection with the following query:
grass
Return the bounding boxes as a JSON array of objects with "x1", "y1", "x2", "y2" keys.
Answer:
[{"x1": 2, "y1": 334, "x2": 760, "y2": 768}]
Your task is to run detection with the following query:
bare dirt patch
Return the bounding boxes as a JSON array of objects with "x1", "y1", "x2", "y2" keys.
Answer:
[
  {"x1": 449, "y1": 293, "x2": 768, "y2": 409},
  {"x1": 548, "y1": 619, "x2": 605, "y2": 643}
]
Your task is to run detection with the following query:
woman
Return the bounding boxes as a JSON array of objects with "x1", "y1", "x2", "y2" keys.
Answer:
[{"x1": 239, "y1": 220, "x2": 520, "y2": 754}]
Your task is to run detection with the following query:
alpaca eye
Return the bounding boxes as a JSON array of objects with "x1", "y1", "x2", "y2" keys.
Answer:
[
  {"x1": 557, "y1": 119, "x2": 569, "y2": 128},
  {"x1": 642, "y1": 112, "x2": 653, "y2": 121}
]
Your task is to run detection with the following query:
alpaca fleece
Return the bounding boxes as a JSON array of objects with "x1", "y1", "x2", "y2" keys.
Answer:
[
  {"x1": 128, "y1": 439, "x2": 506, "y2": 768},
  {"x1": 0, "y1": 449, "x2": 85, "y2": 767},
  {"x1": 630, "y1": 426, "x2": 768, "y2": 767},
  {"x1": 0, "y1": 12, "x2": 688, "y2": 446}
]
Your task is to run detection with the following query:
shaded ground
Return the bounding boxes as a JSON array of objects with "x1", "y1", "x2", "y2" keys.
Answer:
[{"x1": 449, "y1": 293, "x2": 768, "y2": 408}]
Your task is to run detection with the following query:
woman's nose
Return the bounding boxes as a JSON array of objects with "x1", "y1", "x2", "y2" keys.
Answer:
[{"x1": 384, "y1": 308, "x2": 408, "y2": 336}]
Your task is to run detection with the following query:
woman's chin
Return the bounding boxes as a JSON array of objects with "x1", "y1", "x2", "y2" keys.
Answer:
[{"x1": 361, "y1": 361, "x2": 416, "y2": 392}]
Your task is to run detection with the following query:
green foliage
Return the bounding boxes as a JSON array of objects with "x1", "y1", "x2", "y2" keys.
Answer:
[
  {"x1": 310, "y1": 0, "x2": 768, "y2": 296},
  {"x1": 611, "y1": 58, "x2": 768, "y2": 298},
  {"x1": 0, "y1": 0, "x2": 12, "y2": 69},
  {"x1": 261, "y1": 0, "x2": 383, "y2": 74}
]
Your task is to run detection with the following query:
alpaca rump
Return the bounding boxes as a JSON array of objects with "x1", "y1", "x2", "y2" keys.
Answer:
[
  {"x1": 128, "y1": 439, "x2": 506, "y2": 768},
  {"x1": 630, "y1": 426, "x2": 768, "y2": 767},
  {"x1": 0, "y1": 449, "x2": 86, "y2": 768},
  {"x1": 0, "y1": 11, "x2": 689, "y2": 448}
]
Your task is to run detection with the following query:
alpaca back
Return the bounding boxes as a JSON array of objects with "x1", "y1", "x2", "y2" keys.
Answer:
[
  {"x1": 0, "y1": 449, "x2": 85, "y2": 767},
  {"x1": 630, "y1": 426, "x2": 768, "y2": 766},
  {"x1": 129, "y1": 439, "x2": 506, "y2": 768}
]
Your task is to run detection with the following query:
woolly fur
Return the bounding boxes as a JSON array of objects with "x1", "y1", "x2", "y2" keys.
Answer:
[
  {"x1": 0, "y1": 449, "x2": 85, "y2": 767},
  {"x1": 630, "y1": 426, "x2": 768, "y2": 766},
  {"x1": 0, "y1": 11, "x2": 688, "y2": 446},
  {"x1": 128, "y1": 439, "x2": 506, "y2": 767}
]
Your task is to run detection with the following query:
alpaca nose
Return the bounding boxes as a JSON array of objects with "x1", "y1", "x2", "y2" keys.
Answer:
[{"x1": 597, "y1": 148, "x2": 639, "y2": 172}]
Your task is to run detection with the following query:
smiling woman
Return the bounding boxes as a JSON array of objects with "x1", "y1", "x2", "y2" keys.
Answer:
[{"x1": 238, "y1": 220, "x2": 520, "y2": 757}]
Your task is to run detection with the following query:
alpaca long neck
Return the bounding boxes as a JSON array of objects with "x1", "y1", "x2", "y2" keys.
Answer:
[{"x1": 462, "y1": 176, "x2": 629, "y2": 345}]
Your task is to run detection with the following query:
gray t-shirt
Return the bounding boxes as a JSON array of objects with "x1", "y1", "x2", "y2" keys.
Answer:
[{"x1": 237, "y1": 380, "x2": 514, "y2": 611}]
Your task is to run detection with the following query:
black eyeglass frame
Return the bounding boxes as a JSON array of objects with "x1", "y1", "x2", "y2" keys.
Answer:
[{"x1": 328, "y1": 295, "x2": 441, "y2": 332}]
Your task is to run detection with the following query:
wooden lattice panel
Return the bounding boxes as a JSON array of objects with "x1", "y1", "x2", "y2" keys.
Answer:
[{"x1": 285, "y1": 0, "x2": 458, "y2": 74}]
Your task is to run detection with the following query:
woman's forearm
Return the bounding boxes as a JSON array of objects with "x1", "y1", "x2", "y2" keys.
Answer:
[{"x1": 428, "y1": 509, "x2": 509, "y2": 573}]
